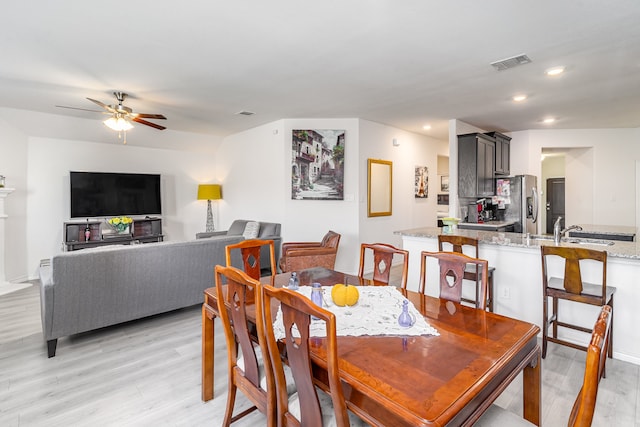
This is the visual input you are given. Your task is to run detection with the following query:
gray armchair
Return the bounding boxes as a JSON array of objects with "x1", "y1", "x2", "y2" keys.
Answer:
[{"x1": 197, "y1": 219, "x2": 282, "y2": 273}]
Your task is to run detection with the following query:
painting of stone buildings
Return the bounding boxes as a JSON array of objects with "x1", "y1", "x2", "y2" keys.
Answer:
[{"x1": 291, "y1": 129, "x2": 345, "y2": 200}]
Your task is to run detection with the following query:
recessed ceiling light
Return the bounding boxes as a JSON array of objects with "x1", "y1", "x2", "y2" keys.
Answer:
[
  {"x1": 545, "y1": 67, "x2": 565, "y2": 76},
  {"x1": 236, "y1": 110, "x2": 255, "y2": 116},
  {"x1": 543, "y1": 117, "x2": 556, "y2": 124},
  {"x1": 423, "y1": 124, "x2": 432, "y2": 130},
  {"x1": 512, "y1": 94, "x2": 527, "y2": 102}
]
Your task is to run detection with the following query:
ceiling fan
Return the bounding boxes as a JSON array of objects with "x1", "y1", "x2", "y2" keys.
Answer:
[{"x1": 57, "y1": 91, "x2": 167, "y2": 132}]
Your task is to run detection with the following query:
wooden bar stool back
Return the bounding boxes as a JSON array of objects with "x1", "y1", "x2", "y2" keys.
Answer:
[
  {"x1": 419, "y1": 251, "x2": 489, "y2": 310},
  {"x1": 437, "y1": 235, "x2": 495, "y2": 311},
  {"x1": 358, "y1": 243, "x2": 409, "y2": 288},
  {"x1": 540, "y1": 245, "x2": 615, "y2": 361}
]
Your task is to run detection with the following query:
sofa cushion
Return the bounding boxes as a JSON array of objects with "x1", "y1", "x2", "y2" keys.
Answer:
[
  {"x1": 243, "y1": 221, "x2": 261, "y2": 239},
  {"x1": 259, "y1": 222, "x2": 278, "y2": 237},
  {"x1": 227, "y1": 220, "x2": 249, "y2": 235}
]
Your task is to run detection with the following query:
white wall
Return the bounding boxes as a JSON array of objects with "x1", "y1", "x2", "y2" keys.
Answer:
[
  {"x1": 215, "y1": 118, "x2": 448, "y2": 274},
  {"x1": 358, "y1": 119, "x2": 448, "y2": 249},
  {"x1": 0, "y1": 117, "x2": 29, "y2": 282},
  {"x1": 26, "y1": 137, "x2": 218, "y2": 278},
  {"x1": 511, "y1": 128, "x2": 639, "y2": 228},
  {"x1": 215, "y1": 120, "x2": 287, "y2": 230},
  {"x1": 216, "y1": 119, "x2": 361, "y2": 273}
]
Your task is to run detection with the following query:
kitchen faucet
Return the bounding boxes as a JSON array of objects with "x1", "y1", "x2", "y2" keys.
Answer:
[{"x1": 553, "y1": 216, "x2": 583, "y2": 245}]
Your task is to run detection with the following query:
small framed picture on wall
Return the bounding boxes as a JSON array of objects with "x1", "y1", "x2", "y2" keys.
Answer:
[{"x1": 441, "y1": 176, "x2": 449, "y2": 192}]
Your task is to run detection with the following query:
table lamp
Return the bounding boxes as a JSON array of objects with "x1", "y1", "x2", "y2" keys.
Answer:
[{"x1": 197, "y1": 184, "x2": 222, "y2": 232}]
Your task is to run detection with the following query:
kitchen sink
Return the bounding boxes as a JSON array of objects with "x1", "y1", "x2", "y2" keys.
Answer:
[
  {"x1": 530, "y1": 235, "x2": 554, "y2": 241},
  {"x1": 528, "y1": 235, "x2": 614, "y2": 246},
  {"x1": 565, "y1": 238, "x2": 615, "y2": 246}
]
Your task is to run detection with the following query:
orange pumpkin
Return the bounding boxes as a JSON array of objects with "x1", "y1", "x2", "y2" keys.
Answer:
[{"x1": 331, "y1": 284, "x2": 360, "y2": 307}]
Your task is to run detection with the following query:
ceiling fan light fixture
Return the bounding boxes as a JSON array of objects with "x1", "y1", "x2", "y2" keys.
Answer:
[{"x1": 104, "y1": 116, "x2": 133, "y2": 131}]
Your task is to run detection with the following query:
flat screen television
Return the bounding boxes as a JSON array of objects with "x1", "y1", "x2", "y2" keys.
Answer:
[{"x1": 70, "y1": 171, "x2": 162, "y2": 218}]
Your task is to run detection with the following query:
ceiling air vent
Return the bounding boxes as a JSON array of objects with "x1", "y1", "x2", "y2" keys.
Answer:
[
  {"x1": 490, "y1": 54, "x2": 532, "y2": 71},
  {"x1": 236, "y1": 110, "x2": 255, "y2": 116}
]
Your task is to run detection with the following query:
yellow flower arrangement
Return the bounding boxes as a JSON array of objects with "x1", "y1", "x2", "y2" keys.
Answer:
[{"x1": 108, "y1": 216, "x2": 133, "y2": 233}]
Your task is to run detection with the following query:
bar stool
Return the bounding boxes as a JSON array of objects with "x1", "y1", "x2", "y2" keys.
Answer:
[
  {"x1": 438, "y1": 235, "x2": 495, "y2": 311},
  {"x1": 541, "y1": 245, "x2": 615, "y2": 360}
]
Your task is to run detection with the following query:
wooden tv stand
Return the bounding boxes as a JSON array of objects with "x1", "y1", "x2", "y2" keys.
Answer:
[{"x1": 63, "y1": 217, "x2": 163, "y2": 251}]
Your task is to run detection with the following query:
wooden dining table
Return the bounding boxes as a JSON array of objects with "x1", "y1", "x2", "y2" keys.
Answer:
[{"x1": 202, "y1": 267, "x2": 541, "y2": 426}]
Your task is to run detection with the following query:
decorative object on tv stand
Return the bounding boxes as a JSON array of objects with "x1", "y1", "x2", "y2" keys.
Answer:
[
  {"x1": 84, "y1": 220, "x2": 91, "y2": 241},
  {"x1": 108, "y1": 216, "x2": 133, "y2": 234},
  {"x1": 197, "y1": 184, "x2": 222, "y2": 232}
]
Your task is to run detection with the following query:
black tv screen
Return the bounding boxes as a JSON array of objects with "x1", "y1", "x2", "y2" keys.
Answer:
[{"x1": 70, "y1": 172, "x2": 162, "y2": 218}]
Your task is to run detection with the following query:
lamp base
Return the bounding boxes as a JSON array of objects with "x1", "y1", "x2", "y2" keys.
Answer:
[{"x1": 205, "y1": 200, "x2": 215, "y2": 232}]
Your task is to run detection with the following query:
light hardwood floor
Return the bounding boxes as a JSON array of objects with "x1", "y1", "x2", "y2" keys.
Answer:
[{"x1": 1, "y1": 283, "x2": 639, "y2": 426}]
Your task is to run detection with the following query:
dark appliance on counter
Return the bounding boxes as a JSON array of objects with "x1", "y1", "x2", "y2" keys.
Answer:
[
  {"x1": 467, "y1": 202, "x2": 481, "y2": 223},
  {"x1": 494, "y1": 175, "x2": 538, "y2": 233}
]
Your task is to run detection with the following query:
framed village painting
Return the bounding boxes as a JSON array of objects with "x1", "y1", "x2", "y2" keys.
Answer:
[{"x1": 291, "y1": 129, "x2": 345, "y2": 200}]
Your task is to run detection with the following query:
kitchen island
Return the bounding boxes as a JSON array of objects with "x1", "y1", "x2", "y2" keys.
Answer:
[{"x1": 395, "y1": 226, "x2": 640, "y2": 365}]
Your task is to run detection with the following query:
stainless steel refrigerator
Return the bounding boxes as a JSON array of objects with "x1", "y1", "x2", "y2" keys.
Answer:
[{"x1": 495, "y1": 175, "x2": 539, "y2": 234}]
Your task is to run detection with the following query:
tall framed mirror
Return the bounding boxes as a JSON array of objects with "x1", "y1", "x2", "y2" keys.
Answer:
[{"x1": 368, "y1": 159, "x2": 392, "y2": 217}]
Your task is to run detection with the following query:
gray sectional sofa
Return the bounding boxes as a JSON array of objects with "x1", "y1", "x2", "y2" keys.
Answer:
[
  {"x1": 196, "y1": 219, "x2": 282, "y2": 273},
  {"x1": 39, "y1": 235, "x2": 244, "y2": 357}
]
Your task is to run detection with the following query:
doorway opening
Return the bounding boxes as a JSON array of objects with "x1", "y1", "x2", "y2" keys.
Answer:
[
  {"x1": 546, "y1": 178, "x2": 565, "y2": 234},
  {"x1": 541, "y1": 150, "x2": 566, "y2": 234}
]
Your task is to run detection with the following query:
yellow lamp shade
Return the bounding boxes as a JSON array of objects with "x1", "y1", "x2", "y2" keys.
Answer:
[{"x1": 197, "y1": 184, "x2": 222, "y2": 200}]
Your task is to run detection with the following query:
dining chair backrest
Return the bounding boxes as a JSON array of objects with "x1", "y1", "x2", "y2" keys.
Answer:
[
  {"x1": 477, "y1": 304, "x2": 612, "y2": 426},
  {"x1": 262, "y1": 284, "x2": 350, "y2": 427},
  {"x1": 358, "y1": 243, "x2": 409, "y2": 288},
  {"x1": 226, "y1": 238, "x2": 277, "y2": 284},
  {"x1": 419, "y1": 251, "x2": 489, "y2": 310},
  {"x1": 438, "y1": 234, "x2": 495, "y2": 312},
  {"x1": 569, "y1": 304, "x2": 612, "y2": 426},
  {"x1": 215, "y1": 265, "x2": 275, "y2": 426}
]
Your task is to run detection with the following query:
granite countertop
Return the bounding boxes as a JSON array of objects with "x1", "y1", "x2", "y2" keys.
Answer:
[
  {"x1": 457, "y1": 220, "x2": 516, "y2": 229},
  {"x1": 394, "y1": 226, "x2": 640, "y2": 260}
]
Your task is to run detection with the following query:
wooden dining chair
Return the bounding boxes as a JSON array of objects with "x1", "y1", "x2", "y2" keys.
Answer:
[
  {"x1": 541, "y1": 246, "x2": 615, "y2": 361},
  {"x1": 261, "y1": 284, "x2": 365, "y2": 426},
  {"x1": 226, "y1": 238, "x2": 277, "y2": 283},
  {"x1": 358, "y1": 243, "x2": 409, "y2": 288},
  {"x1": 438, "y1": 234, "x2": 495, "y2": 311},
  {"x1": 419, "y1": 251, "x2": 489, "y2": 310},
  {"x1": 278, "y1": 230, "x2": 341, "y2": 273},
  {"x1": 215, "y1": 265, "x2": 275, "y2": 426},
  {"x1": 476, "y1": 304, "x2": 612, "y2": 427}
]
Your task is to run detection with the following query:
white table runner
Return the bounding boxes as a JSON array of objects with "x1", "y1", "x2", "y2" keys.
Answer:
[{"x1": 273, "y1": 285, "x2": 439, "y2": 339}]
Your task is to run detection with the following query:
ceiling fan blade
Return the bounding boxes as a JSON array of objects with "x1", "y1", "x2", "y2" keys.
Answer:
[
  {"x1": 55, "y1": 105, "x2": 106, "y2": 113},
  {"x1": 87, "y1": 97, "x2": 116, "y2": 113},
  {"x1": 132, "y1": 113, "x2": 167, "y2": 120},
  {"x1": 132, "y1": 117, "x2": 166, "y2": 130}
]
